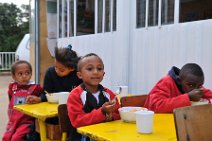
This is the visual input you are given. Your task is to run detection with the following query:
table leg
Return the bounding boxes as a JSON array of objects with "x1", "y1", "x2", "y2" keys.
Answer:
[{"x1": 38, "y1": 119, "x2": 47, "y2": 141}]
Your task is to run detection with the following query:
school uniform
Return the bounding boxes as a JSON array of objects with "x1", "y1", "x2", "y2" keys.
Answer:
[
  {"x1": 2, "y1": 82, "x2": 43, "y2": 141},
  {"x1": 67, "y1": 84, "x2": 120, "y2": 141},
  {"x1": 144, "y1": 66, "x2": 212, "y2": 113}
]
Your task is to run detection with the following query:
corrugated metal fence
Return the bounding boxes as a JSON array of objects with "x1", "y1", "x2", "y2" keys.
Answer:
[{"x1": 0, "y1": 52, "x2": 16, "y2": 71}]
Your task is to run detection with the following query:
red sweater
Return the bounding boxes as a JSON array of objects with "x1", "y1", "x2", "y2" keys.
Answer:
[
  {"x1": 144, "y1": 75, "x2": 212, "y2": 113},
  {"x1": 67, "y1": 85, "x2": 120, "y2": 128}
]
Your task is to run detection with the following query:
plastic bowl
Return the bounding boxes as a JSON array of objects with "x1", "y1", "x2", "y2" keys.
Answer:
[
  {"x1": 46, "y1": 93, "x2": 60, "y2": 103},
  {"x1": 58, "y1": 92, "x2": 69, "y2": 104},
  {"x1": 118, "y1": 106, "x2": 148, "y2": 123}
]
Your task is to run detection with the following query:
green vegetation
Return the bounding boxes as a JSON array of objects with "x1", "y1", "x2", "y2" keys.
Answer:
[{"x1": 0, "y1": 3, "x2": 29, "y2": 52}]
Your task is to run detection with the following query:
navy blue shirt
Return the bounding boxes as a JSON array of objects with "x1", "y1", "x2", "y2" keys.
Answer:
[{"x1": 41, "y1": 66, "x2": 82, "y2": 101}]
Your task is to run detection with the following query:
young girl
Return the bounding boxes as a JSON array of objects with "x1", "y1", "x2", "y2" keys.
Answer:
[
  {"x1": 2, "y1": 60, "x2": 43, "y2": 141},
  {"x1": 67, "y1": 53, "x2": 120, "y2": 141},
  {"x1": 41, "y1": 45, "x2": 82, "y2": 101}
]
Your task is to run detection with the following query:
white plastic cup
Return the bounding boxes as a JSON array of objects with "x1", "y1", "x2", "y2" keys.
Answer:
[
  {"x1": 58, "y1": 92, "x2": 69, "y2": 104},
  {"x1": 136, "y1": 110, "x2": 154, "y2": 134},
  {"x1": 116, "y1": 86, "x2": 128, "y2": 97}
]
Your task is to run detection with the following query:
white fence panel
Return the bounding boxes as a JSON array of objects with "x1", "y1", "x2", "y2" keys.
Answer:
[{"x1": 0, "y1": 52, "x2": 16, "y2": 71}]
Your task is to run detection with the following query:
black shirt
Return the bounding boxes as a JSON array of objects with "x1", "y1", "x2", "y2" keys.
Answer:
[{"x1": 41, "y1": 66, "x2": 82, "y2": 101}]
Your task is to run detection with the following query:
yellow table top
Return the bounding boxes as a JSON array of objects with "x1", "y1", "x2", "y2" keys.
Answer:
[
  {"x1": 14, "y1": 102, "x2": 58, "y2": 120},
  {"x1": 77, "y1": 114, "x2": 177, "y2": 141}
]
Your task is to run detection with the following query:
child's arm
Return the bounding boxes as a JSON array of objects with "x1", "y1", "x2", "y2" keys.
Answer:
[
  {"x1": 26, "y1": 84, "x2": 44, "y2": 104},
  {"x1": 26, "y1": 95, "x2": 41, "y2": 104},
  {"x1": 145, "y1": 76, "x2": 191, "y2": 113},
  {"x1": 7, "y1": 83, "x2": 13, "y2": 101}
]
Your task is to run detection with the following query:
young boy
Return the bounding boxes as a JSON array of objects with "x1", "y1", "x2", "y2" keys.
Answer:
[
  {"x1": 2, "y1": 60, "x2": 43, "y2": 141},
  {"x1": 67, "y1": 53, "x2": 120, "y2": 141},
  {"x1": 144, "y1": 63, "x2": 212, "y2": 113}
]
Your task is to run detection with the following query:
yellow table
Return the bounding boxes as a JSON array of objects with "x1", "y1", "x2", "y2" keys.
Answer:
[
  {"x1": 77, "y1": 114, "x2": 177, "y2": 141},
  {"x1": 14, "y1": 102, "x2": 58, "y2": 141}
]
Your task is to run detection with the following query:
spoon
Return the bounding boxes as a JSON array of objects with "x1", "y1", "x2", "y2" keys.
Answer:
[
  {"x1": 111, "y1": 87, "x2": 122, "y2": 104},
  {"x1": 45, "y1": 90, "x2": 52, "y2": 96}
]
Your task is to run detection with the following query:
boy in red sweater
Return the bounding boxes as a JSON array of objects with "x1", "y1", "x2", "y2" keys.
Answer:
[
  {"x1": 2, "y1": 60, "x2": 43, "y2": 141},
  {"x1": 67, "y1": 53, "x2": 120, "y2": 141},
  {"x1": 144, "y1": 63, "x2": 212, "y2": 113}
]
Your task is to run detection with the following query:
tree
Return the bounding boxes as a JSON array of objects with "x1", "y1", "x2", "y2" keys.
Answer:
[{"x1": 0, "y1": 3, "x2": 29, "y2": 52}]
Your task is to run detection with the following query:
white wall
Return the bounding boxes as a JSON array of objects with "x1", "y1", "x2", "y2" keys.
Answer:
[
  {"x1": 129, "y1": 19, "x2": 212, "y2": 94},
  {"x1": 57, "y1": 0, "x2": 130, "y2": 92},
  {"x1": 57, "y1": 0, "x2": 212, "y2": 95}
]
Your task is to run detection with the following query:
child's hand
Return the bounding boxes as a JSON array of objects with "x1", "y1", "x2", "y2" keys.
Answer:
[
  {"x1": 188, "y1": 88, "x2": 203, "y2": 101},
  {"x1": 101, "y1": 101, "x2": 116, "y2": 115},
  {"x1": 26, "y1": 95, "x2": 41, "y2": 104}
]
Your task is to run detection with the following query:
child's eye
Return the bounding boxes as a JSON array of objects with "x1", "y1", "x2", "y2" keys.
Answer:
[
  {"x1": 25, "y1": 72, "x2": 30, "y2": 75},
  {"x1": 18, "y1": 73, "x2": 23, "y2": 77},
  {"x1": 97, "y1": 67, "x2": 103, "y2": 71},
  {"x1": 86, "y1": 68, "x2": 93, "y2": 71},
  {"x1": 189, "y1": 84, "x2": 194, "y2": 88}
]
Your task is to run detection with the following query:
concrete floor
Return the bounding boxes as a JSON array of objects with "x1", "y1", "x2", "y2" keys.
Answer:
[{"x1": 0, "y1": 73, "x2": 12, "y2": 139}]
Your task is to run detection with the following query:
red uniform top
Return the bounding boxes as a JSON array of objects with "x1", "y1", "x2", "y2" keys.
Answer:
[
  {"x1": 2, "y1": 82, "x2": 43, "y2": 141},
  {"x1": 7, "y1": 82, "x2": 43, "y2": 123},
  {"x1": 67, "y1": 85, "x2": 120, "y2": 128},
  {"x1": 144, "y1": 75, "x2": 212, "y2": 113}
]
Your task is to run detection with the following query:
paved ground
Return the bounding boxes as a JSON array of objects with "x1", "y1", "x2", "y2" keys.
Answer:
[{"x1": 0, "y1": 72, "x2": 12, "y2": 139}]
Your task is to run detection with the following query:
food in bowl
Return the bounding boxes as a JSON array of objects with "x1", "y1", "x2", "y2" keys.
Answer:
[
  {"x1": 46, "y1": 93, "x2": 60, "y2": 103},
  {"x1": 118, "y1": 106, "x2": 148, "y2": 123}
]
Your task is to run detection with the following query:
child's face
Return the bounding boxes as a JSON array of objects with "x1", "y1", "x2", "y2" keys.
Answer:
[
  {"x1": 180, "y1": 73, "x2": 204, "y2": 93},
  {"x1": 55, "y1": 60, "x2": 74, "y2": 77},
  {"x1": 12, "y1": 63, "x2": 32, "y2": 85},
  {"x1": 77, "y1": 56, "x2": 105, "y2": 88}
]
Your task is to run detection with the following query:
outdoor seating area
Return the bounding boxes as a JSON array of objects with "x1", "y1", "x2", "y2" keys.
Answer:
[
  {"x1": 1, "y1": 0, "x2": 212, "y2": 141},
  {"x1": 4, "y1": 93, "x2": 212, "y2": 141}
]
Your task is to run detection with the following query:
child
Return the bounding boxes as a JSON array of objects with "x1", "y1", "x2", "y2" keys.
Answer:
[
  {"x1": 2, "y1": 60, "x2": 43, "y2": 141},
  {"x1": 144, "y1": 63, "x2": 212, "y2": 113},
  {"x1": 41, "y1": 45, "x2": 82, "y2": 101},
  {"x1": 67, "y1": 53, "x2": 120, "y2": 141}
]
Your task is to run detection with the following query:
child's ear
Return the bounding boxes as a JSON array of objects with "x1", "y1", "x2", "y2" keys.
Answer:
[
  {"x1": 103, "y1": 72, "x2": 105, "y2": 76},
  {"x1": 77, "y1": 72, "x2": 82, "y2": 79}
]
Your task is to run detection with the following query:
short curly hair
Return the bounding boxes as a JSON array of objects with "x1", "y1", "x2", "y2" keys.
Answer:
[
  {"x1": 11, "y1": 60, "x2": 32, "y2": 75},
  {"x1": 179, "y1": 63, "x2": 204, "y2": 79},
  {"x1": 55, "y1": 47, "x2": 80, "y2": 70}
]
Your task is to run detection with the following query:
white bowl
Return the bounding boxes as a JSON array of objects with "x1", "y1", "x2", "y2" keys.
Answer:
[
  {"x1": 46, "y1": 93, "x2": 60, "y2": 103},
  {"x1": 118, "y1": 106, "x2": 148, "y2": 123},
  {"x1": 58, "y1": 92, "x2": 69, "y2": 104}
]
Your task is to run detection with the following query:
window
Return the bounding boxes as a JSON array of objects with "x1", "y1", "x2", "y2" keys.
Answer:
[
  {"x1": 136, "y1": 0, "x2": 146, "y2": 28},
  {"x1": 180, "y1": 0, "x2": 212, "y2": 23},
  {"x1": 57, "y1": 0, "x2": 117, "y2": 37},
  {"x1": 69, "y1": 0, "x2": 74, "y2": 37},
  {"x1": 105, "y1": 0, "x2": 111, "y2": 32},
  {"x1": 161, "y1": 0, "x2": 174, "y2": 25},
  {"x1": 59, "y1": 0, "x2": 62, "y2": 37},
  {"x1": 77, "y1": 0, "x2": 95, "y2": 36},
  {"x1": 136, "y1": 0, "x2": 174, "y2": 28},
  {"x1": 97, "y1": 0, "x2": 103, "y2": 33},
  {"x1": 113, "y1": 0, "x2": 117, "y2": 31},
  {"x1": 148, "y1": 0, "x2": 158, "y2": 26}
]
